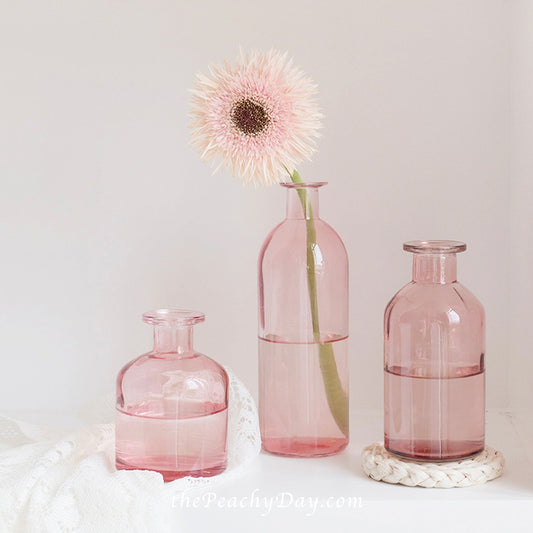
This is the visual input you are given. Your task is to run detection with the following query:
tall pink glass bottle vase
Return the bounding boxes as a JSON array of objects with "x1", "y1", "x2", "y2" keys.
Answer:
[
  {"x1": 258, "y1": 182, "x2": 349, "y2": 457},
  {"x1": 384, "y1": 241, "x2": 485, "y2": 461},
  {"x1": 115, "y1": 309, "x2": 228, "y2": 481}
]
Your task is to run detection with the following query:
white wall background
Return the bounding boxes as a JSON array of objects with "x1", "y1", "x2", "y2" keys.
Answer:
[
  {"x1": 0, "y1": 0, "x2": 527, "y2": 416},
  {"x1": 509, "y1": 1, "x2": 533, "y2": 414}
]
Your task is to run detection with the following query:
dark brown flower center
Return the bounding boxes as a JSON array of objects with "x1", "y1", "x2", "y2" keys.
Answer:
[{"x1": 230, "y1": 98, "x2": 270, "y2": 135}]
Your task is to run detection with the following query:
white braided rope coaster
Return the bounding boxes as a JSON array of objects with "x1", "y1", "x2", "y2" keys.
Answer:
[{"x1": 361, "y1": 442, "x2": 504, "y2": 488}]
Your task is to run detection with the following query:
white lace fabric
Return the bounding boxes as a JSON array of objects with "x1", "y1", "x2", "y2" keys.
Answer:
[{"x1": 0, "y1": 367, "x2": 261, "y2": 533}]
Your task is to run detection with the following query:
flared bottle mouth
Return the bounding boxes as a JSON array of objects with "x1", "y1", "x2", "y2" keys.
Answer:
[
  {"x1": 142, "y1": 309, "x2": 205, "y2": 326},
  {"x1": 403, "y1": 240, "x2": 467, "y2": 254},
  {"x1": 280, "y1": 181, "x2": 327, "y2": 189}
]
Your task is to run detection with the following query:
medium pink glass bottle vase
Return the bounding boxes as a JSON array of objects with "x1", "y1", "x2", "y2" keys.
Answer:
[
  {"x1": 384, "y1": 241, "x2": 485, "y2": 461},
  {"x1": 258, "y1": 182, "x2": 349, "y2": 457},
  {"x1": 115, "y1": 309, "x2": 228, "y2": 481}
]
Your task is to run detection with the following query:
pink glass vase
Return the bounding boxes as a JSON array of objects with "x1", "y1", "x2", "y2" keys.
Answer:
[
  {"x1": 115, "y1": 309, "x2": 228, "y2": 481},
  {"x1": 384, "y1": 241, "x2": 485, "y2": 461},
  {"x1": 258, "y1": 182, "x2": 349, "y2": 457}
]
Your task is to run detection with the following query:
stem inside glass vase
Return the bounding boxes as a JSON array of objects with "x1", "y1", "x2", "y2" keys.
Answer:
[{"x1": 289, "y1": 170, "x2": 349, "y2": 437}]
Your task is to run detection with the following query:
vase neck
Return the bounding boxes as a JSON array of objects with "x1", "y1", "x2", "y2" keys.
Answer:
[
  {"x1": 285, "y1": 186, "x2": 322, "y2": 220},
  {"x1": 153, "y1": 325, "x2": 194, "y2": 355},
  {"x1": 412, "y1": 254, "x2": 457, "y2": 284},
  {"x1": 143, "y1": 309, "x2": 204, "y2": 356}
]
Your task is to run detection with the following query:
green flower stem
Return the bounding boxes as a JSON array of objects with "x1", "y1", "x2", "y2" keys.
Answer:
[{"x1": 290, "y1": 170, "x2": 349, "y2": 437}]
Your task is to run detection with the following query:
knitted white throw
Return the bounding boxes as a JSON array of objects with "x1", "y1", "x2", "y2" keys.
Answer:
[
  {"x1": 361, "y1": 442, "x2": 504, "y2": 488},
  {"x1": 0, "y1": 367, "x2": 260, "y2": 533}
]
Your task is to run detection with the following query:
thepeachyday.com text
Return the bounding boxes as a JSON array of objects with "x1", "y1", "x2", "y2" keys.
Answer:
[{"x1": 172, "y1": 489, "x2": 363, "y2": 517}]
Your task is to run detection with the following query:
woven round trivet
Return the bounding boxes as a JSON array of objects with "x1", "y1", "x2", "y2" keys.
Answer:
[{"x1": 361, "y1": 442, "x2": 504, "y2": 488}]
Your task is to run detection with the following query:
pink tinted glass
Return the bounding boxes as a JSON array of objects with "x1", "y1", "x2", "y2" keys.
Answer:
[
  {"x1": 115, "y1": 309, "x2": 228, "y2": 480},
  {"x1": 384, "y1": 241, "x2": 485, "y2": 461},
  {"x1": 258, "y1": 183, "x2": 349, "y2": 457}
]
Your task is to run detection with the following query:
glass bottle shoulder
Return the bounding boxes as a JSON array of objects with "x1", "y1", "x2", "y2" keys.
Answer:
[
  {"x1": 258, "y1": 218, "x2": 347, "y2": 264},
  {"x1": 116, "y1": 351, "x2": 228, "y2": 416},
  {"x1": 385, "y1": 280, "x2": 485, "y2": 323},
  {"x1": 118, "y1": 350, "x2": 227, "y2": 377}
]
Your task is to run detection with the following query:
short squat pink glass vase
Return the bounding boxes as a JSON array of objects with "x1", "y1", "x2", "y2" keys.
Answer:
[
  {"x1": 384, "y1": 241, "x2": 485, "y2": 461},
  {"x1": 258, "y1": 182, "x2": 349, "y2": 457},
  {"x1": 115, "y1": 309, "x2": 228, "y2": 481}
]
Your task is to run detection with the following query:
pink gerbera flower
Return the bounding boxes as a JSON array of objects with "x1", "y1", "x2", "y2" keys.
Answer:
[{"x1": 189, "y1": 50, "x2": 322, "y2": 186}]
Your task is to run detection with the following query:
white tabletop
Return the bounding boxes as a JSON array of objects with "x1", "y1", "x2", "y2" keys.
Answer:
[
  {"x1": 4, "y1": 408, "x2": 532, "y2": 532},
  {"x1": 174, "y1": 409, "x2": 533, "y2": 533}
]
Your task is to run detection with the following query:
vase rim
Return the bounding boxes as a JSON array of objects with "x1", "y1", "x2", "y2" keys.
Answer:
[
  {"x1": 280, "y1": 181, "x2": 327, "y2": 189},
  {"x1": 143, "y1": 309, "x2": 205, "y2": 327},
  {"x1": 403, "y1": 240, "x2": 467, "y2": 254}
]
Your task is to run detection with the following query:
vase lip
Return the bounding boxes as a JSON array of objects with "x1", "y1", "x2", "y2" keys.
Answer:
[
  {"x1": 142, "y1": 308, "x2": 205, "y2": 327},
  {"x1": 280, "y1": 181, "x2": 327, "y2": 189},
  {"x1": 403, "y1": 240, "x2": 467, "y2": 254}
]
